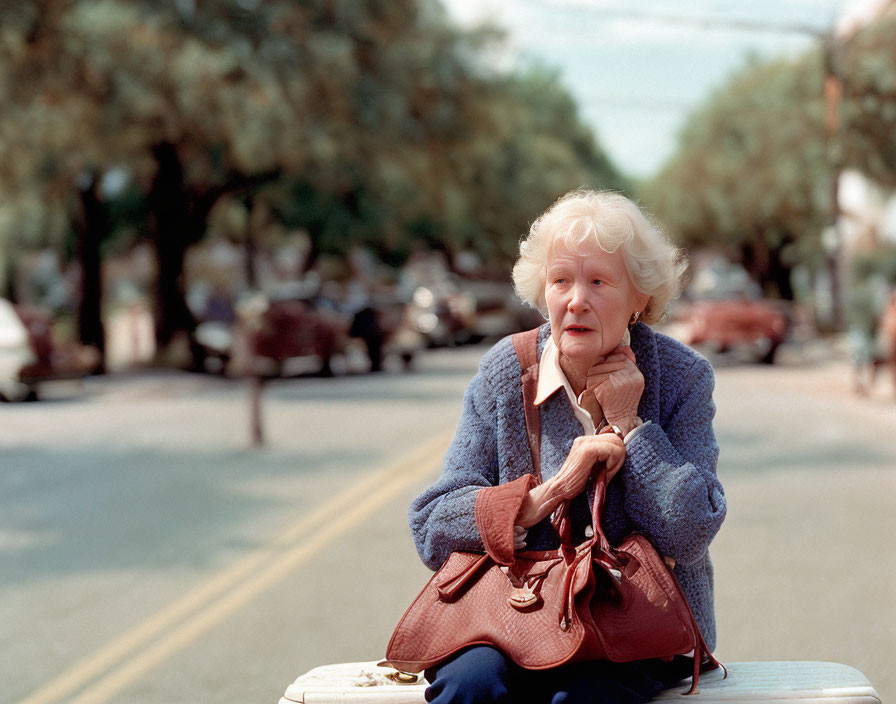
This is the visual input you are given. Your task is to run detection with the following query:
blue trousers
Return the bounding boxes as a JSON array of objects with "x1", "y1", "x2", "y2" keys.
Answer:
[{"x1": 424, "y1": 646, "x2": 694, "y2": 704}]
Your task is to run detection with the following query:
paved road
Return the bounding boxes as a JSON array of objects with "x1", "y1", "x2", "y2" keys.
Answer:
[
  {"x1": 707, "y1": 350, "x2": 896, "y2": 704},
  {"x1": 2, "y1": 342, "x2": 894, "y2": 703}
]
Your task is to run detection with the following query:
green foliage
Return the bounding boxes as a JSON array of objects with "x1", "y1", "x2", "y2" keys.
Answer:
[
  {"x1": 853, "y1": 244, "x2": 896, "y2": 285},
  {"x1": 641, "y1": 52, "x2": 832, "y2": 295},
  {"x1": 0, "y1": 0, "x2": 627, "y2": 281},
  {"x1": 642, "y1": 10, "x2": 896, "y2": 300},
  {"x1": 840, "y1": 15, "x2": 896, "y2": 187}
]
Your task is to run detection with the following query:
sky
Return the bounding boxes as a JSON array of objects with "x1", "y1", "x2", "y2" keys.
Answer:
[{"x1": 441, "y1": 0, "x2": 887, "y2": 180}]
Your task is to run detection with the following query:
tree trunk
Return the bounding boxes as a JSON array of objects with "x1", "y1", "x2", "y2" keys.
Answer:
[
  {"x1": 147, "y1": 142, "x2": 282, "y2": 368},
  {"x1": 740, "y1": 241, "x2": 770, "y2": 293},
  {"x1": 2, "y1": 248, "x2": 14, "y2": 301},
  {"x1": 768, "y1": 245, "x2": 795, "y2": 301},
  {"x1": 148, "y1": 141, "x2": 202, "y2": 368},
  {"x1": 76, "y1": 171, "x2": 106, "y2": 372}
]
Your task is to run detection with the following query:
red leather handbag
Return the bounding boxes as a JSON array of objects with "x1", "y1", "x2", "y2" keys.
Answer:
[{"x1": 384, "y1": 329, "x2": 722, "y2": 693}]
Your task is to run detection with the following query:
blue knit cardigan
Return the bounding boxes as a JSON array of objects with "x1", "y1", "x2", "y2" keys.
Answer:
[{"x1": 409, "y1": 322, "x2": 726, "y2": 651}]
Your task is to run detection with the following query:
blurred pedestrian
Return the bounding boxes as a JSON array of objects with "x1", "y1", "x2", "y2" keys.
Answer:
[
  {"x1": 879, "y1": 290, "x2": 896, "y2": 400},
  {"x1": 846, "y1": 271, "x2": 887, "y2": 396}
]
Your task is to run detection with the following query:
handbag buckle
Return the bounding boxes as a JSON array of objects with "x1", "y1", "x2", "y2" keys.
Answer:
[
  {"x1": 508, "y1": 585, "x2": 540, "y2": 609},
  {"x1": 501, "y1": 565, "x2": 543, "y2": 611}
]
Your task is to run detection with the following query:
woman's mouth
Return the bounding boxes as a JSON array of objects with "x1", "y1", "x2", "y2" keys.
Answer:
[{"x1": 565, "y1": 326, "x2": 593, "y2": 335}]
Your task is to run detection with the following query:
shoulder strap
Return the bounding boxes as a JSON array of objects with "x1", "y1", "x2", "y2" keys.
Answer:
[{"x1": 511, "y1": 328, "x2": 542, "y2": 482}]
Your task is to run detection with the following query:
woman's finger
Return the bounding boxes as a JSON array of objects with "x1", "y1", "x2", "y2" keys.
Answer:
[
  {"x1": 598, "y1": 443, "x2": 626, "y2": 481},
  {"x1": 586, "y1": 360, "x2": 629, "y2": 376},
  {"x1": 598, "y1": 435, "x2": 625, "y2": 456}
]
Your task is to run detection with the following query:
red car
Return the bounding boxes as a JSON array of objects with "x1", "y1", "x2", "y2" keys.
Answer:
[
  {"x1": 237, "y1": 294, "x2": 422, "y2": 377},
  {"x1": 251, "y1": 298, "x2": 344, "y2": 376},
  {"x1": 680, "y1": 299, "x2": 792, "y2": 364}
]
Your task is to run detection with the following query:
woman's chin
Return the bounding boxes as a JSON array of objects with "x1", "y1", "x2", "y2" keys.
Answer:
[{"x1": 559, "y1": 339, "x2": 603, "y2": 367}]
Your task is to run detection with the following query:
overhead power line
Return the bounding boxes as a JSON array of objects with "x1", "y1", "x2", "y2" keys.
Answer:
[
  {"x1": 590, "y1": 8, "x2": 833, "y2": 38},
  {"x1": 511, "y1": 0, "x2": 839, "y2": 38}
]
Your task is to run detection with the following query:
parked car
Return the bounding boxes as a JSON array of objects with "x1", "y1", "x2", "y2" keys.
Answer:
[
  {"x1": 251, "y1": 296, "x2": 346, "y2": 376},
  {"x1": 196, "y1": 291, "x2": 424, "y2": 377},
  {"x1": 405, "y1": 279, "x2": 545, "y2": 348},
  {"x1": 676, "y1": 297, "x2": 792, "y2": 364},
  {"x1": 0, "y1": 299, "x2": 100, "y2": 401},
  {"x1": 456, "y1": 279, "x2": 545, "y2": 343},
  {"x1": 0, "y1": 298, "x2": 36, "y2": 401},
  {"x1": 405, "y1": 285, "x2": 469, "y2": 348},
  {"x1": 348, "y1": 299, "x2": 423, "y2": 372}
]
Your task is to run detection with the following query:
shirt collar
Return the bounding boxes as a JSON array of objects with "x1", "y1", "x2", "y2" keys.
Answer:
[
  {"x1": 534, "y1": 336, "x2": 599, "y2": 433},
  {"x1": 534, "y1": 337, "x2": 570, "y2": 406}
]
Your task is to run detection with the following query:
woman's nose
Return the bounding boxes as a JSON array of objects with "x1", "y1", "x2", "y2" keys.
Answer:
[{"x1": 567, "y1": 283, "x2": 589, "y2": 312}]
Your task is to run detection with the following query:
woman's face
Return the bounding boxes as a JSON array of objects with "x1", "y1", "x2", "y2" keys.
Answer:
[{"x1": 545, "y1": 241, "x2": 649, "y2": 370}]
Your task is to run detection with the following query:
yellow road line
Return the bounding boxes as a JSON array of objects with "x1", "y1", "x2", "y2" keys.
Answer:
[{"x1": 17, "y1": 430, "x2": 451, "y2": 704}]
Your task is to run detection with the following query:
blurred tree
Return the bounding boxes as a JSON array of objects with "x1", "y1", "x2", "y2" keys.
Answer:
[
  {"x1": 261, "y1": 19, "x2": 629, "y2": 270},
  {"x1": 0, "y1": 0, "x2": 295, "y2": 362},
  {"x1": 642, "y1": 54, "x2": 831, "y2": 300},
  {"x1": 75, "y1": 171, "x2": 108, "y2": 371},
  {"x1": 0, "y1": 0, "x2": 626, "y2": 367},
  {"x1": 457, "y1": 64, "x2": 630, "y2": 264},
  {"x1": 839, "y1": 13, "x2": 896, "y2": 189},
  {"x1": 643, "y1": 8, "x2": 896, "y2": 307}
]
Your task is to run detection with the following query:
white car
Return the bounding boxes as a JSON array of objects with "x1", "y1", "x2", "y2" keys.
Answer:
[{"x1": 0, "y1": 298, "x2": 37, "y2": 401}]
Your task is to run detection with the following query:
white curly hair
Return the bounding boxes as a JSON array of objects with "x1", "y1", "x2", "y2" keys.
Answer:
[{"x1": 512, "y1": 189, "x2": 687, "y2": 325}]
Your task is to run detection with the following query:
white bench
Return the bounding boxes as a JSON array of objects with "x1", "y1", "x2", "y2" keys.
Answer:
[{"x1": 278, "y1": 661, "x2": 882, "y2": 704}]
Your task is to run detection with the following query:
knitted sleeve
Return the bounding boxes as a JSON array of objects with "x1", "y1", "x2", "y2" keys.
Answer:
[
  {"x1": 408, "y1": 344, "x2": 507, "y2": 570},
  {"x1": 620, "y1": 353, "x2": 726, "y2": 567}
]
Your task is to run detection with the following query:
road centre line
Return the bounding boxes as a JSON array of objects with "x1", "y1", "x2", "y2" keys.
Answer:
[{"x1": 17, "y1": 430, "x2": 452, "y2": 704}]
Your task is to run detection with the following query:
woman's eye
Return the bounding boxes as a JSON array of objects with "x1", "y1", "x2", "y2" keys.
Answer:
[{"x1": 592, "y1": 279, "x2": 603, "y2": 286}]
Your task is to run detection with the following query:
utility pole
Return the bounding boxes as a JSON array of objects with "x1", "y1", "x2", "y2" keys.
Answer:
[{"x1": 823, "y1": 34, "x2": 846, "y2": 330}]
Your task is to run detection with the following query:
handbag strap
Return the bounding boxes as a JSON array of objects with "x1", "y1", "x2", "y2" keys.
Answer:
[
  {"x1": 512, "y1": 328, "x2": 542, "y2": 482},
  {"x1": 512, "y1": 327, "x2": 576, "y2": 546},
  {"x1": 587, "y1": 475, "x2": 615, "y2": 556},
  {"x1": 511, "y1": 327, "x2": 588, "y2": 546},
  {"x1": 511, "y1": 328, "x2": 617, "y2": 552}
]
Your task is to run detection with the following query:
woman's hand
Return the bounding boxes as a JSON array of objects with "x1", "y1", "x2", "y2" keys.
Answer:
[
  {"x1": 585, "y1": 345, "x2": 644, "y2": 433},
  {"x1": 549, "y1": 433, "x2": 626, "y2": 499},
  {"x1": 516, "y1": 433, "x2": 625, "y2": 530}
]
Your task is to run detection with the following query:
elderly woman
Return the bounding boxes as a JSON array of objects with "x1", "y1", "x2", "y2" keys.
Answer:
[{"x1": 408, "y1": 190, "x2": 726, "y2": 704}]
